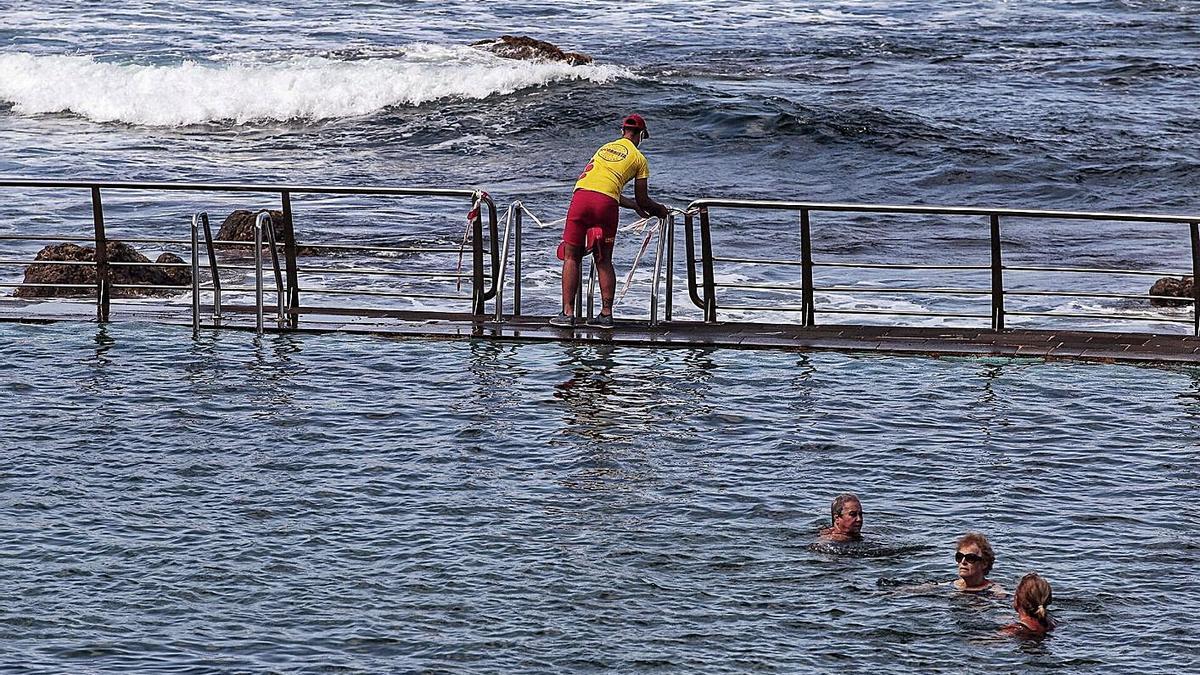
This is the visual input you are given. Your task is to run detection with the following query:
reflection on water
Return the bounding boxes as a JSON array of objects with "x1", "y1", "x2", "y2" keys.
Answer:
[
  {"x1": 809, "y1": 539, "x2": 930, "y2": 559},
  {"x1": 553, "y1": 343, "x2": 621, "y2": 440},
  {"x1": 247, "y1": 332, "x2": 307, "y2": 412}
]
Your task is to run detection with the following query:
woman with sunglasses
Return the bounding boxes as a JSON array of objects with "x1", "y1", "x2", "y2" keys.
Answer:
[{"x1": 952, "y1": 532, "x2": 1004, "y2": 595}]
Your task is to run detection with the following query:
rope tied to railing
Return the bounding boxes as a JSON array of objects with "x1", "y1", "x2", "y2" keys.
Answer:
[
  {"x1": 615, "y1": 215, "x2": 667, "y2": 306},
  {"x1": 455, "y1": 191, "x2": 486, "y2": 292}
]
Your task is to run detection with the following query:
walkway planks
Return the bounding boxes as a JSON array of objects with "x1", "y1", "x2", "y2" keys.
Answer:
[
  {"x1": 199, "y1": 306, "x2": 1200, "y2": 365},
  {"x1": 3, "y1": 301, "x2": 1198, "y2": 365}
]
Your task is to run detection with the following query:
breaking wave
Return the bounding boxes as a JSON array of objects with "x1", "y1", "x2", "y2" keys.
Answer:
[{"x1": 0, "y1": 44, "x2": 629, "y2": 127}]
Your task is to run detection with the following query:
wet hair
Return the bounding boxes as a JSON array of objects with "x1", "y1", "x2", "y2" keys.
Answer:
[
  {"x1": 955, "y1": 531, "x2": 995, "y2": 574},
  {"x1": 830, "y1": 493, "x2": 860, "y2": 524},
  {"x1": 1014, "y1": 573, "x2": 1053, "y2": 627}
]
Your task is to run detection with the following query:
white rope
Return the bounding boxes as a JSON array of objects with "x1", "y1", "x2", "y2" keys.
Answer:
[
  {"x1": 452, "y1": 199, "x2": 679, "y2": 301},
  {"x1": 615, "y1": 216, "x2": 665, "y2": 306},
  {"x1": 518, "y1": 205, "x2": 558, "y2": 230},
  {"x1": 455, "y1": 193, "x2": 485, "y2": 292}
]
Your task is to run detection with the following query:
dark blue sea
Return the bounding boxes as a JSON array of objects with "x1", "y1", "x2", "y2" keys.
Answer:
[{"x1": 1, "y1": 1, "x2": 1199, "y2": 672}]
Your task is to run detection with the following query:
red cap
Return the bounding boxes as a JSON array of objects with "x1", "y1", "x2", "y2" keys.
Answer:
[{"x1": 621, "y1": 113, "x2": 649, "y2": 139}]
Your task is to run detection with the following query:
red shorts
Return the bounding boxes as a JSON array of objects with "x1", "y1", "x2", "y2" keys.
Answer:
[{"x1": 559, "y1": 189, "x2": 619, "y2": 259}]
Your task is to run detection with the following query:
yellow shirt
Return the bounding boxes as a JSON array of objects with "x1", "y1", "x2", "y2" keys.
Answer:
[{"x1": 573, "y1": 137, "x2": 650, "y2": 201}]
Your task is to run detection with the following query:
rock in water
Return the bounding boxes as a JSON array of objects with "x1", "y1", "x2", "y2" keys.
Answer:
[
  {"x1": 471, "y1": 35, "x2": 593, "y2": 66},
  {"x1": 215, "y1": 209, "x2": 287, "y2": 245},
  {"x1": 1149, "y1": 276, "x2": 1194, "y2": 307},
  {"x1": 15, "y1": 242, "x2": 191, "y2": 298}
]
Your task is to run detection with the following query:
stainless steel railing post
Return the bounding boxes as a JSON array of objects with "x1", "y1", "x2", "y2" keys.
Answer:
[
  {"x1": 666, "y1": 212, "x2": 675, "y2": 322},
  {"x1": 574, "y1": 258, "x2": 584, "y2": 319},
  {"x1": 91, "y1": 186, "x2": 110, "y2": 322},
  {"x1": 514, "y1": 206, "x2": 522, "y2": 316},
  {"x1": 800, "y1": 208, "x2": 815, "y2": 327},
  {"x1": 699, "y1": 207, "x2": 717, "y2": 323},
  {"x1": 191, "y1": 213, "x2": 201, "y2": 332},
  {"x1": 650, "y1": 215, "x2": 669, "y2": 326},
  {"x1": 1191, "y1": 221, "x2": 1199, "y2": 337},
  {"x1": 280, "y1": 190, "x2": 300, "y2": 328},
  {"x1": 262, "y1": 211, "x2": 285, "y2": 328},
  {"x1": 254, "y1": 212, "x2": 266, "y2": 334},
  {"x1": 200, "y1": 212, "x2": 222, "y2": 325},
  {"x1": 990, "y1": 213, "x2": 1005, "y2": 331},
  {"x1": 471, "y1": 192, "x2": 486, "y2": 315},
  {"x1": 494, "y1": 202, "x2": 515, "y2": 322},
  {"x1": 586, "y1": 263, "x2": 596, "y2": 321}
]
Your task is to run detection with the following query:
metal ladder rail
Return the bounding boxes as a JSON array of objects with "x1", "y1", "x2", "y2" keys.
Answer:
[
  {"x1": 649, "y1": 214, "x2": 673, "y2": 326},
  {"x1": 190, "y1": 212, "x2": 224, "y2": 330},
  {"x1": 574, "y1": 215, "x2": 672, "y2": 325},
  {"x1": 493, "y1": 201, "x2": 524, "y2": 322},
  {"x1": 253, "y1": 211, "x2": 286, "y2": 333}
]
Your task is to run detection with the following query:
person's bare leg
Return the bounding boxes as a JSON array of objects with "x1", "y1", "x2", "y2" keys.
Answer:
[
  {"x1": 594, "y1": 239, "x2": 616, "y2": 316},
  {"x1": 560, "y1": 243, "x2": 583, "y2": 316}
]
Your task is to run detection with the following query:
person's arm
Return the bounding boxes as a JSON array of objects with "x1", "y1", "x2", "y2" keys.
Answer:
[
  {"x1": 633, "y1": 178, "x2": 669, "y2": 218},
  {"x1": 617, "y1": 194, "x2": 649, "y2": 217}
]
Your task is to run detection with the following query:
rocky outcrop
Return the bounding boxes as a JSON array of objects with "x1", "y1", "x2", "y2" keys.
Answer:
[
  {"x1": 1149, "y1": 276, "x2": 1195, "y2": 307},
  {"x1": 471, "y1": 35, "x2": 593, "y2": 66},
  {"x1": 14, "y1": 242, "x2": 191, "y2": 298},
  {"x1": 213, "y1": 209, "x2": 320, "y2": 256},
  {"x1": 215, "y1": 209, "x2": 286, "y2": 245}
]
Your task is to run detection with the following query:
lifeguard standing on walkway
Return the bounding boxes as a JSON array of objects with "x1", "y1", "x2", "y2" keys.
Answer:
[{"x1": 551, "y1": 114, "x2": 670, "y2": 328}]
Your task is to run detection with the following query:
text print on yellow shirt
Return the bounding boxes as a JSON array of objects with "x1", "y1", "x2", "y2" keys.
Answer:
[{"x1": 574, "y1": 138, "x2": 650, "y2": 201}]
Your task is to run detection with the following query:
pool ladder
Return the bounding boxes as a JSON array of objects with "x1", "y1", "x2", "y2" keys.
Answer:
[{"x1": 190, "y1": 210, "x2": 286, "y2": 334}]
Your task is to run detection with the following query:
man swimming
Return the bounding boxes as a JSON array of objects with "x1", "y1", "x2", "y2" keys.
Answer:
[
  {"x1": 819, "y1": 492, "x2": 864, "y2": 542},
  {"x1": 550, "y1": 113, "x2": 670, "y2": 329}
]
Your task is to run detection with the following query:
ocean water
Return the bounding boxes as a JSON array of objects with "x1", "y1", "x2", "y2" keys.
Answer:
[
  {"x1": 2, "y1": 0, "x2": 1199, "y2": 328},
  {"x1": 2, "y1": 1, "x2": 1200, "y2": 672}
]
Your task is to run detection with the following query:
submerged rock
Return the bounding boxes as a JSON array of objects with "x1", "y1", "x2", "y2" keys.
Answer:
[
  {"x1": 15, "y1": 242, "x2": 191, "y2": 298},
  {"x1": 214, "y1": 209, "x2": 320, "y2": 256},
  {"x1": 471, "y1": 35, "x2": 593, "y2": 66},
  {"x1": 215, "y1": 209, "x2": 286, "y2": 245},
  {"x1": 1149, "y1": 276, "x2": 1195, "y2": 307}
]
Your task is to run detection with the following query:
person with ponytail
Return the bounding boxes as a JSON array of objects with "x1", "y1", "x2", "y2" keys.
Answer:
[{"x1": 1002, "y1": 572, "x2": 1054, "y2": 637}]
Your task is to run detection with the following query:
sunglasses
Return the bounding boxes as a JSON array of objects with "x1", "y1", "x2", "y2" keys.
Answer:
[{"x1": 955, "y1": 551, "x2": 984, "y2": 564}]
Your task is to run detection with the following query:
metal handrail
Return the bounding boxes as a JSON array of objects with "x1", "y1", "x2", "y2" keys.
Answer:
[
  {"x1": 0, "y1": 259, "x2": 97, "y2": 266},
  {"x1": 296, "y1": 266, "x2": 470, "y2": 278},
  {"x1": 572, "y1": 215, "x2": 671, "y2": 325},
  {"x1": 253, "y1": 211, "x2": 286, "y2": 333},
  {"x1": 649, "y1": 215, "x2": 671, "y2": 326},
  {"x1": 685, "y1": 198, "x2": 1200, "y2": 224},
  {"x1": 1, "y1": 179, "x2": 501, "y2": 324},
  {"x1": 0, "y1": 178, "x2": 479, "y2": 198},
  {"x1": 293, "y1": 243, "x2": 464, "y2": 254},
  {"x1": 302, "y1": 288, "x2": 469, "y2": 300},
  {"x1": 0, "y1": 282, "x2": 95, "y2": 289},
  {"x1": 684, "y1": 198, "x2": 1200, "y2": 334},
  {"x1": 493, "y1": 201, "x2": 524, "y2": 322}
]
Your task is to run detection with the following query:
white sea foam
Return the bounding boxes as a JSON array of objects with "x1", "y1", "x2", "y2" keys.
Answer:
[{"x1": 0, "y1": 45, "x2": 629, "y2": 127}]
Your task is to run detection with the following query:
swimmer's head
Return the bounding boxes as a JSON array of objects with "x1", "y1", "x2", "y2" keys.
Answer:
[
  {"x1": 955, "y1": 531, "x2": 995, "y2": 575},
  {"x1": 1014, "y1": 572, "x2": 1053, "y2": 623},
  {"x1": 830, "y1": 493, "x2": 863, "y2": 537}
]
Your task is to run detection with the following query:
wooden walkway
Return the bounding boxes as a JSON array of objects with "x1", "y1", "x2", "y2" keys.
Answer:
[
  {"x1": 3, "y1": 301, "x2": 1198, "y2": 365},
  {"x1": 195, "y1": 306, "x2": 1200, "y2": 365}
]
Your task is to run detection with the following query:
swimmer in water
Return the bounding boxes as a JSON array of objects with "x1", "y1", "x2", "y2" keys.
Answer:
[
  {"x1": 952, "y1": 532, "x2": 1004, "y2": 596},
  {"x1": 819, "y1": 493, "x2": 863, "y2": 542},
  {"x1": 1001, "y1": 572, "x2": 1054, "y2": 637}
]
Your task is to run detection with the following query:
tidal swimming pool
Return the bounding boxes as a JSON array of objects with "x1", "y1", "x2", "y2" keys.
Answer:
[{"x1": 0, "y1": 322, "x2": 1197, "y2": 673}]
